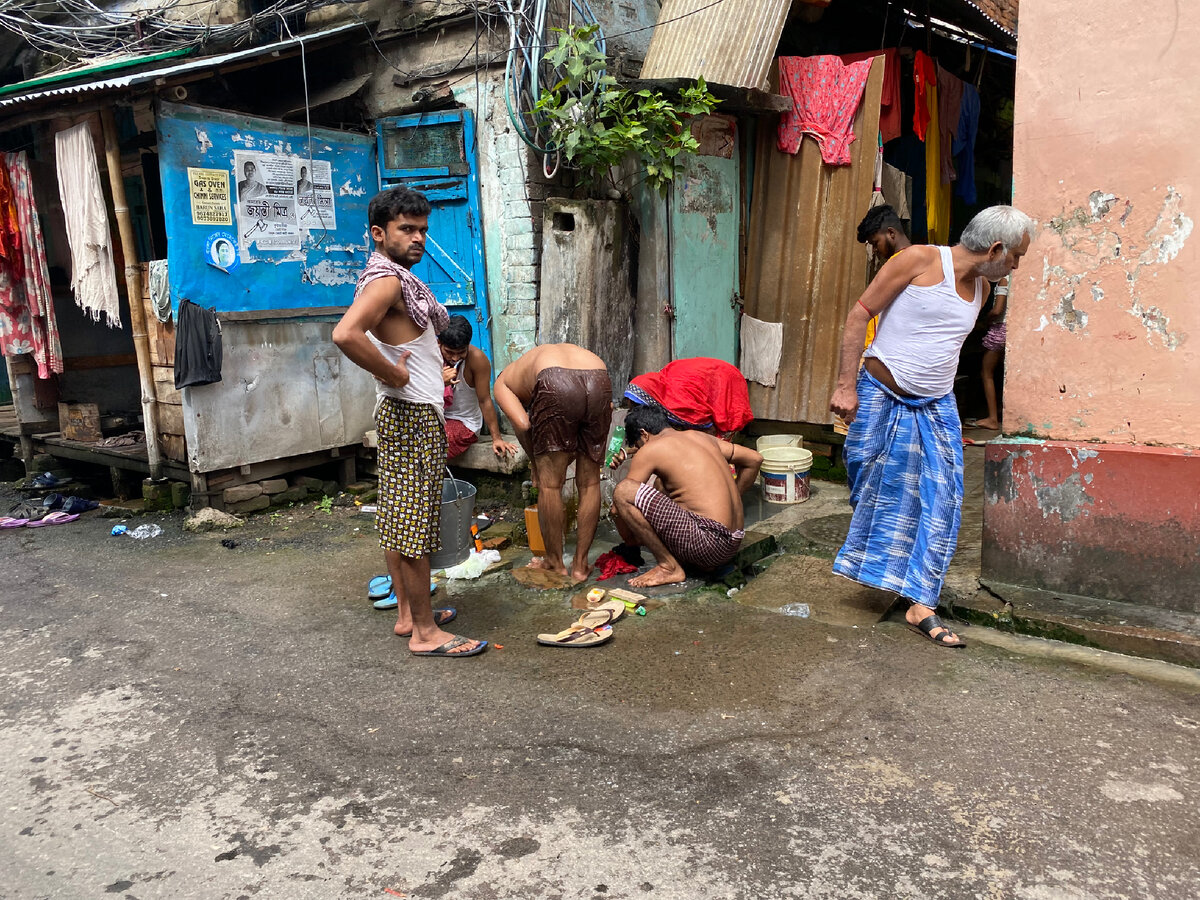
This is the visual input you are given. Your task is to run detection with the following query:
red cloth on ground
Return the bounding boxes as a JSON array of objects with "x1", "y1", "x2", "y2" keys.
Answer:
[
  {"x1": 445, "y1": 417, "x2": 478, "y2": 459},
  {"x1": 595, "y1": 550, "x2": 638, "y2": 581},
  {"x1": 629, "y1": 357, "x2": 753, "y2": 435},
  {"x1": 777, "y1": 55, "x2": 874, "y2": 165},
  {"x1": 840, "y1": 48, "x2": 901, "y2": 143}
]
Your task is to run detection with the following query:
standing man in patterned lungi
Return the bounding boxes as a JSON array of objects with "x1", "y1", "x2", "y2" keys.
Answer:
[
  {"x1": 829, "y1": 205, "x2": 1033, "y2": 648},
  {"x1": 333, "y1": 186, "x2": 486, "y2": 658},
  {"x1": 493, "y1": 343, "x2": 612, "y2": 583},
  {"x1": 611, "y1": 404, "x2": 762, "y2": 587}
]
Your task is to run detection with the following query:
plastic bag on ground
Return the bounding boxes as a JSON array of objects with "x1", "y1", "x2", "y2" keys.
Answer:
[{"x1": 442, "y1": 549, "x2": 501, "y2": 580}]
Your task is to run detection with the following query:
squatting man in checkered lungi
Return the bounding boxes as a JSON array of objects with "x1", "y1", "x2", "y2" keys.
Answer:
[
  {"x1": 333, "y1": 187, "x2": 486, "y2": 658},
  {"x1": 829, "y1": 205, "x2": 1033, "y2": 649},
  {"x1": 609, "y1": 404, "x2": 763, "y2": 588}
]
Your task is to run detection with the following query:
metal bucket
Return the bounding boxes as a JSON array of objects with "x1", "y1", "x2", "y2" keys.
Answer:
[{"x1": 429, "y1": 476, "x2": 477, "y2": 570}]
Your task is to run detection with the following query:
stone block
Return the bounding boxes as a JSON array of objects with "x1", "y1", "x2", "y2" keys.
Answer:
[
  {"x1": 448, "y1": 435, "x2": 528, "y2": 475},
  {"x1": 504, "y1": 300, "x2": 536, "y2": 318},
  {"x1": 505, "y1": 218, "x2": 534, "y2": 236},
  {"x1": 170, "y1": 482, "x2": 191, "y2": 509},
  {"x1": 273, "y1": 486, "x2": 308, "y2": 505},
  {"x1": 507, "y1": 265, "x2": 538, "y2": 283},
  {"x1": 321, "y1": 480, "x2": 340, "y2": 498},
  {"x1": 731, "y1": 531, "x2": 777, "y2": 571},
  {"x1": 223, "y1": 483, "x2": 264, "y2": 504},
  {"x1": 504, "y1": 232, "x2": 536, "y2": 251},
  {"x1": 142, "y1": 479, "x2": 171, "y2": 501},
  {"x1": 507, "y1": 282, "x2": 538, "y2": 300},
  {"x1": 228, "y1": 494, "x2": 271, "y2": 515},
  {"x1": 294, "y1": 475, "x2": 325, "y2": 492},
  {"x1": 345, "y1": 481, "x2": 375, "y2": 496},
  {"x1": 481, "y1": 535, "x2": 511, "y2": 551},
  {"x1": 260, "y1": 478, "x2": 289, "y2": 495}
]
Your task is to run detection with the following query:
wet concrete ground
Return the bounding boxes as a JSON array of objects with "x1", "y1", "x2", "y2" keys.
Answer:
[{"x1": 2, "y1": 483, "x2": 1199, "y2": 899}]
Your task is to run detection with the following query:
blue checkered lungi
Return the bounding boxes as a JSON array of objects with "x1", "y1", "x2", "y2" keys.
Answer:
[{"x1": 833, "y1": 368, "x2": 963, "y2": 607}]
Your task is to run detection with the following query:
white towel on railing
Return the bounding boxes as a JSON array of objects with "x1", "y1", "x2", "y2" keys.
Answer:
[{"x1": 55, "y1": 122, "x2": 121, "y2": 328}]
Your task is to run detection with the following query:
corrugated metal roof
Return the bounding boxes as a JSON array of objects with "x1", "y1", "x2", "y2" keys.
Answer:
[
  {"x1": 0, "y1": 47, "x2": 193, "y2": 99},
  {"x1": 741, "y1": 57, "x2": 884, "y2": 424},
  {"x1": 0, "y1": 22, "x2": 365, "y2": 113},
  {"x1": 639, "y1": 0, "x2": 792, "y2": 90}
]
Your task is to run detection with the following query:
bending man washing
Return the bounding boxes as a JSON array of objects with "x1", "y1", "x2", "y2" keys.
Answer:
[
  {"x1": 830, "y1": 205, "x2": 1032, "y2": 648},
  {"x1": 612, "y1": 405, "x2": 762, "y2": 588}
]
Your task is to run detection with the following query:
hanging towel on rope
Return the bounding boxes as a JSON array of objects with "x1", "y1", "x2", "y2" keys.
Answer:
[
  {"x1": 777, "y1": 56, "x2": 874, "y2": 165},
  {"x1": 840, "y1": 48, "x2": 901, "y2": 143},
  {"x1": 0, "y1": 152, "x2": 62, "y2": 377},
  {"x1": 55, "y1": 122, "x2": 122, "y2": 328}
]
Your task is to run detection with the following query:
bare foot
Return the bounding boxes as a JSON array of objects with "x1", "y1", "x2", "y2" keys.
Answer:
[
  {"x1": 569, "y1": 562, "x2": 593, "y2": 584},
  {"x1": 407, "y1": 627, "x2": 482, "y2": 654},
  {"x1": 629, "y1": 563, "x2": 686, "y2": 588},
  {"x1": 394, "y1": 608, "x2": 454, "y2": 636},
  {"x1": 526, "y1": 556, "x2": 568, "y2": 575},
  {"x1": 972, "y1": 417, "x2": 1000, "y2": 430}
]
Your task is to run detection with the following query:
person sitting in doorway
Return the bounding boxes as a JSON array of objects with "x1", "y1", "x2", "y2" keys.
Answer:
[
  {"x1": 494, "y1": 343, "x2": 612, "y2": 583},
  {"x1": 611, "y1": 404, "x2": 762, "y2": 588},
  {"x1": 437, "y1": 314, "x2": 518, "y2": 461}
]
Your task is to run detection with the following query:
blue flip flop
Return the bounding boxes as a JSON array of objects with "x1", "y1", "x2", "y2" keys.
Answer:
[
  {"x1": 368, "y1": 574, "x2": 392, "y2": 600},
  {"x1": 371, "y1": 579, "x2": 438, "y2": 608}
]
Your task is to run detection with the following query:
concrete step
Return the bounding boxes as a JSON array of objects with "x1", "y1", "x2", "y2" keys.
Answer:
[{"x1": 955, "y1": 582, "x2": 1200, "y2": 668}]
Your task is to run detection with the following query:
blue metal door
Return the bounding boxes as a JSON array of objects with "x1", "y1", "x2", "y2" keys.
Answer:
[{"x1": 376, "y1": 110, "x2": 492, "y2": 360}]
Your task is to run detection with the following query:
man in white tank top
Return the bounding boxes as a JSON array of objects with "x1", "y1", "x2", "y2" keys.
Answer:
[
  {"x1": 437, "y1": 314, "x2": 519, "y2": 461},
  {"x1": 333, "y1": 187, "x2": 486, "y2": 658},
  {"x1": 829, "y1": 206, "x2": 1033, "y2": 649}
]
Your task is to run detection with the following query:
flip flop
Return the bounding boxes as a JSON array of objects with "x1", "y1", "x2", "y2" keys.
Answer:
[
  {"x1": 909, "y1": 614, "x2": 966, "y2": 648},
  {"x1": 30, "y1": 472, "x2": 63, "y2": 489},
  {"x1": 536, "y1": 623, "x2": 614, "y2": 648},
  {"x1": 411, "y1": 635, "x2": 488, "y2": 658},
  {"x1": 61, "y1": 497, "x2": 99, "y2": 514},
  {"x1": 372, "y1": 581, "x2": 440, "y2": 609},
  {"x1": 0, "y1": 516, "x2": 29, "y2": 529},
  {"x1": 26, "y1": 511, "x2": 80, "y2": 527},
  {"x1": 394, "y1": 607, "x2": 458, "y2": 636},
  {"x1": 367, "y1": 574, "x2": 391, "y2": 600},
  {"x1": 42, "y1": 493, "x2": 65, "y2": 510},
  {"x1": 576, "y1": 600, "x2": 625, "y2": 629}
]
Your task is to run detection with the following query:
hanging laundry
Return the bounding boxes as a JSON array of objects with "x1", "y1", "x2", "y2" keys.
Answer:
[
  {"x1": 937, "y1": 64, "x2": 965, "y2": 187},
  {"x1": 148, "y1": 259, "x2": 171, "y2": 323},
  {"x1": 0, "y1": 152, "x2": 62, "y2": 378},
  {"x1": 174, "y1": 298, "x2": 223, "y2": 389},
  {"x1": 55, "y1": 122, "x2": 122, "y2": 328},
  {"x1": 739, "y1": 315, "x2": 784, "y2": 387},
  {"x1": 840, "y1": 48, "x2": 902, "y2": 143},
  {"x1": 0, "y1": 161, "x2": 23, "y2": 282},
  {"x1": 912, "y1": 51, "x2": 938, "y2": 142},
  {"x1": 881, "y1": 162, "x2": 912, "y2": 220},
  {"x1": 953, "y1": 83, "x2": 981, "y2": 204},
  {"x1": 777, "y1": 56, "x2": 874, "y2": 165},
  {"x1": 919, "y1": 56, "x2": 950, "y2": 244}
]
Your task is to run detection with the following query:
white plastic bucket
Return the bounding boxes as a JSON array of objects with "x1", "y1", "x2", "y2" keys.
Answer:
[
  {"x1": 430, "y1": 477, "x2": 478, "y2": 569},
  {"x1": 756, "y1": 434, "x2": 804, "y2": 453},
  {"x1": 760, "y1": 447, "x2": 813, "y2": 504}
]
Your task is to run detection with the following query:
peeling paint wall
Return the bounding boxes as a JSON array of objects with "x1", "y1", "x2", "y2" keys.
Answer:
[{"x1": 1009, "y1": 3, "x2": 1199, "y2": 448}]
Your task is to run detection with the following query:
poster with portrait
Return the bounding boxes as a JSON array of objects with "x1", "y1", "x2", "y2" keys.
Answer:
[
  {"x1": 294, "y1": 158, "x2": 337, "y2": 232},
  {"x1": 233, "y1": 150, "x2": 299, "y2": 251}
]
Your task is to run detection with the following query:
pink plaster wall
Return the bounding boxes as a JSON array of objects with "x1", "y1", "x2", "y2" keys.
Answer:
[{"x1": 1009, "y1": 2, "x2": 1199, "y2": 448}]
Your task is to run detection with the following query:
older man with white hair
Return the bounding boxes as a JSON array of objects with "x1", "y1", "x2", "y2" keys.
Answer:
[{"x1": 830, "y1": 205, "x2": 1033, "y2": 648}]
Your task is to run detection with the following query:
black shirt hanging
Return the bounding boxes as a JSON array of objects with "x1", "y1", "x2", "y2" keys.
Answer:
[{"x1": 174, "y1": 298, "x2": 223, "y2": 389}]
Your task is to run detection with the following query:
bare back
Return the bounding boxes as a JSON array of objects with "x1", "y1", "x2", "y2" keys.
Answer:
[
  {"x1": 498, "y1": 343, "x2": 607, "y2": 403},
  {"x1": 635, "y1": 430, "x2": 742, "y2": 530}
]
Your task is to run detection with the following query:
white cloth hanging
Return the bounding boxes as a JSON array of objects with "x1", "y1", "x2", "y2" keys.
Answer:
[
  {"x1": 55, "y1": 122, "x2": 121, "y2": 328},
  {"x1": 739, "y1": 314, "x2": 784, "y2": 387}
]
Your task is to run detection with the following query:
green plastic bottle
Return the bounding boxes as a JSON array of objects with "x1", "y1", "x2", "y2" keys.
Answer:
[{"x1": 604, "y1": 425, "x2": 626, "y2": 468}]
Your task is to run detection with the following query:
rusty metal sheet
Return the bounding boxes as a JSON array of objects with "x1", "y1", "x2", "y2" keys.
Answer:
[
  {"x1": 741, "y1": 56, "x2": 884, "y2": 424},
  {"x1": 639, "y1": 0, "x2": 793, "y2": 89}
]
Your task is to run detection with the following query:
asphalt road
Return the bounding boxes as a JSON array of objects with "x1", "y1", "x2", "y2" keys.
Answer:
[{"x1": 2, "y1": 498, "x2": 1198, "y2": 899}]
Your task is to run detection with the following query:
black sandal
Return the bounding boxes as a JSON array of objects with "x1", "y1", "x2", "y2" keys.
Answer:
[{"x1": 910, "y1": 613, "x2": 966, "y2": 648}]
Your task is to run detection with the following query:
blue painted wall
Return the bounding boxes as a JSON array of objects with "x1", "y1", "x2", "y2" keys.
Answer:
[{"x1": 157, "y1": 102, "x2": 376, "y2": 315}]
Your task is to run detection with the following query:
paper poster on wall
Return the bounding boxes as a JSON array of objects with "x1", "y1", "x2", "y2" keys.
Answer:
[
  {"x1": 187, "y1": 167, "x2": 232, "y2": 226},
  {"x1": 233, "y1": 150, "x2": 299, "y2": 251},
  {"x1": 205, "y1": 231, "x2": 240, "y2": 272},
  {"x1": 295, "y1": 158, "x2": 337, "y2": 232}
]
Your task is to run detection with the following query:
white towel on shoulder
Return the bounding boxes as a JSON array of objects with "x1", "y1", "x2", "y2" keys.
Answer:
[
  {"x1": 55, "y1": 123, "x2": 122, "y2": 328},
  {"x1": 739, "y1": 314, "x2": 784, "y2": 387}
]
